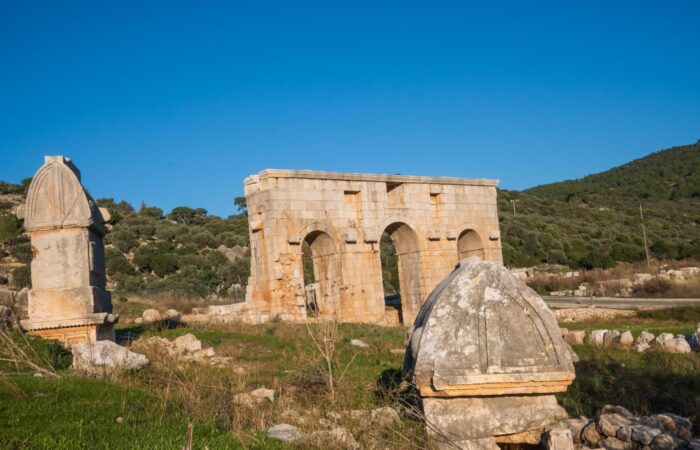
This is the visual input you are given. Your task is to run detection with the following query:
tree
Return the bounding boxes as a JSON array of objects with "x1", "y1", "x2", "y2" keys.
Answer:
[
  {"x1": 168, "y1": 206, "x2": 207, "y2": 224},
  {"x1": 139, "y1": 202, "x2": 163, "y2": 218},
  {"x1": 234, "y1": 196, "x2": 247, "y2": 214}
]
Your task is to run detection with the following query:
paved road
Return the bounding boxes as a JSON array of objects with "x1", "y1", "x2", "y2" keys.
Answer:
[{"x1": 543, "y1": 296, "x2": 700, "y2": 310}]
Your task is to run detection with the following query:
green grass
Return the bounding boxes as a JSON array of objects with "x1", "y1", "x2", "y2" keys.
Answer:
[
  {"x1": 0, "y1": 376, "x2": 282, "y2": 450},
  {"x1": 3, "y1": 317, "x2": 698, "y2": 448},
  {"x1": 638, "y1": 305, "x2": 700, "y2": 324}
]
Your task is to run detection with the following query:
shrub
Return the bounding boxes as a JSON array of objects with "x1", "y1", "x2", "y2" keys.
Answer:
[
  {"x1": 633, "y1": 278, "x2": 672, "y2": 296},
  {"x1": 12, "y1": 266, "x2": 31, "y2": 289},
  {"x1": 0, "y1": 215, "x2": 20, "y2": 244},
  {"x1": 9, "y1": 242, "x2": 32, "y2": 264}
]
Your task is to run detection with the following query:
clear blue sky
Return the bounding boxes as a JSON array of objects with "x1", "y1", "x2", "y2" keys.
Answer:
[{"x1": 1, "y1": 1, "x2": 698, "y2": 216}]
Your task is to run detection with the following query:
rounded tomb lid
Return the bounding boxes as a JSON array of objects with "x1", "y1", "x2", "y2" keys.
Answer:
[
  {"x1": 24, "y1": 156, "x2": 106, "y2": 235},
  {"x1": 403, "y1": 257, "x2": 575, "y2": 397}
]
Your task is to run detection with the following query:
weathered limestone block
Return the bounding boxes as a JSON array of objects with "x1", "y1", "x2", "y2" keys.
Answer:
[
  {"x1": 404, "y1": 258, "x2": 575, "y2": 446},
  {"x1": 19, "y1": 156, "x2": 117, "y2": 344},
  {"x1": 71, "y1": 340, "x2": 148, "y2": 376},
  {"x1": 423, "y1": 395, "x2": 568, "y2": 442}
]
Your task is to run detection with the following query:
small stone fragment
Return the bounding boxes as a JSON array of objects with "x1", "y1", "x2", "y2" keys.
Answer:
[
  {"x1": 650, "y1": 433, "x2": 675, "y2": 450},
  {"x1": 603, "y1": 330, "x2": 621, "y2": 346},
  {"x1": 598, "y1": 414, "x2": 631, "y2": 437},
  {"x1": 561, "y1": 418, "x2": 590, "y2": 443},
  {"x1": 164, "y1": 309, "x2": 181, "y2": 321},
  {"x1": 618, "y1": 331, "x2": 633, "y2": 346},
  {"x1": 599, "y1": 436, "x2": 635, "y2": 450},
  {"x1": 350, "y1": 339, "x2": 369, "y2": 348},
  {"x1": 636, "y1": 331, "x2": 655, "y2": 344},
  {"x1": 582, "y1": 422, "x2": 602, "y2": 446},
  {"x1": 142, "y1": 309, "x2": 161, "y2": 324},
  {"x1": 542, "y1": 425, "x2": 575, "y2": 450},
  {"x1": 266, "y1": 424, "x2": 303, "y2": 443},
  {"x1": 311, "y1": 427, "x2": 360, "y2": 450},
  {"x1": 631, "y1": 425, "x2": 661, "y2": 445},
  {"x1": 173, "y1": 333, "x2": 202, "y2": 354},
  {"x1": 600, "y1": 405, "x2": 633, "y2": 418},
  {"x1": 564, "y1": 330, "x2": 586, "y2": 345},
  {"x1": 587, "y1": 330, "x2": 608, "y2": 346},
  {"x1": 633, "y1": 342, "x2": 650, "y2": 353}
]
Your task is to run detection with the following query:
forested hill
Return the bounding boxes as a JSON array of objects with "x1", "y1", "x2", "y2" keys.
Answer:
[
  {"x1": 525, "y1": 143, "x2": 700, "y2": 202},
  {"x1": 499, "y1": 142, "x2": 700, "y2": 267}
]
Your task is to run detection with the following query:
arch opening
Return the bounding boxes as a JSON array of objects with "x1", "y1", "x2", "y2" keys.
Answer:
[
  {"x1": 380, "y1": 222, "x2": 422, "y2": 325},
  {"x1": 457, "y1": 229, "x2": 485, "y2": 261},
  {"x1": 301, "y1": 231, "x2": 338, "y2": 317}
]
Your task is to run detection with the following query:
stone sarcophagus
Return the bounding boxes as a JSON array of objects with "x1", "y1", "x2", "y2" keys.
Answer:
[
  {"x1": 404, "y1": 257, "x2": 575, "y2": 449},
  {"x1": 19, "y1": 156, "x2": 117, "y2": 344}
]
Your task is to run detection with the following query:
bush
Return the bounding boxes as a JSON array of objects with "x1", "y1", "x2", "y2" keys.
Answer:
[
  {"x1": 9, "y1": 242, "x2": 32, "y2": 264},
  {"x1": 0, "y1": 215, "x2": 20, "y2": 244},
  {"x1": 633, "y1": 278, "x2": 672, "y2": 296},
  {"x1": 12, "y1": 266, "x2": 31, "y2": 289}
]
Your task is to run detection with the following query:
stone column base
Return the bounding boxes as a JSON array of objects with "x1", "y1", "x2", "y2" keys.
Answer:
[{"x1": 20, "y1": 313, "x2": 119, "y2": 345}]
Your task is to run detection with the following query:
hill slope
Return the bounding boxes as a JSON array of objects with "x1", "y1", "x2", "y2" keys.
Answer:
[
  {"x1": 526, "y1": 143, "x2": 700, "y2": 202},
  {"x1": 500, "y1": 143, "x2": 700, "y2": 267}
]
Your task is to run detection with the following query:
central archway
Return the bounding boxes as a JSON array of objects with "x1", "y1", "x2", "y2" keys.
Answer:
[
  {"x1": 301, "y1": 230, "x2": 338, "y2": 317},
  {"x1": 380, "y1": 222, "x2": 423, "y2": 325}
]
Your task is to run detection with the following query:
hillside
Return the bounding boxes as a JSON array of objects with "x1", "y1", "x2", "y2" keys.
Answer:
[
  {"x1": 500, "y1": 143, "x2": 700, "y2": 267},
  {"x1": 526, "y1": 143, "x2": 700, "y2": 202},
  {"x1": 1, "y1": 142, "x2": 699, "y2": 298}
]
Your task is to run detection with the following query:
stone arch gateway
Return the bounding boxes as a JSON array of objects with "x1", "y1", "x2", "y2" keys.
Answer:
[{"x1": 243, "y1": 169, "x2": 502, "y2": 324}]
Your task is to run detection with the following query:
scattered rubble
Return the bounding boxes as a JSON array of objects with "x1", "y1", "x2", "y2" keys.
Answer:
[
  {"x1": 233, "y1": 387, "x2": 275, "y2": 406},
  {"x1": 563, "y1": 326, "x2": 700, "y2": 354},
  {"x1": 559, "y1": 405, "x2": 697, "y2": 450},
  {"x1": 132, "y1": 333, "x2": 235, "y2": 366}
]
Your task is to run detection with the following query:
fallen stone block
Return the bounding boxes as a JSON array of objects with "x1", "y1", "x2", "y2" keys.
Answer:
[
  {"x1": 266, "y1": 423, "x2": 303, "y2": 443},
  {"x1": 71, "y1": 340, "x2": 148, "y2": 376}
]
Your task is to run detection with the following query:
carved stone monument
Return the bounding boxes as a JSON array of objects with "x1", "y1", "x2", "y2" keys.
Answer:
[
  {"x1": 19, "y1": 156, "x2": 118, "y2": 344},
  {"x1": 404, "y1": 257, "x2": 576, "y2": 449},
  {"x1": 243, "y1": 169, "x2": 502, "y2": 325}
]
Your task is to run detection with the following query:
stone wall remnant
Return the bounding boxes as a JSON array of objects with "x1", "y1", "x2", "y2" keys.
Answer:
[
  {"x1": 404, "y1": 258, "x2": 576, "y2": 449},
  {"x1": 18, "y1": 156, "x2": 117, "y2": 344},
  {"x1": 242, "y1": 170, "x2": 502, "y2": 325}
]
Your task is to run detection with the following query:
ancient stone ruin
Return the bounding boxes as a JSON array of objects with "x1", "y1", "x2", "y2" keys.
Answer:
[
  {"x1": 404, "y1": 257, "x2": 576, "y2": 449},
  {"x1": 18, "y1": 156, "x2": 117, "y2": 344},
  {"x1": 241, "y1": 169, "x2": 502, "y2": 325}
]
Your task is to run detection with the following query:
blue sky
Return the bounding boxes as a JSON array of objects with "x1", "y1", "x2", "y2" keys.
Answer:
[{"x1": 1, "y1": 1, "x2": 698, "y2": 216}]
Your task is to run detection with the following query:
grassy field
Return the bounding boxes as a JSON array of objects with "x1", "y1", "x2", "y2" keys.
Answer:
[{"x1": 1, "y1": 309, "x2": 699, "y2": 449}]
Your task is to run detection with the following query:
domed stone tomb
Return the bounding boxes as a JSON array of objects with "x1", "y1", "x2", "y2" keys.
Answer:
[
  {"x1": 19, "y1": 156, "x2": 117, "y2": 344},
  {"x1": 404, "y1": 257, "x2": 576, "y2": 448}
]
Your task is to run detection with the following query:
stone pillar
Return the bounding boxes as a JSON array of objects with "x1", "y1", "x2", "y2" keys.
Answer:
[
  {"x1": 18, "y1": 156, "x2": 118, "y2": 344},
  {"x1": 404, "y1": 258, "x2": 576, "y2": 449}
]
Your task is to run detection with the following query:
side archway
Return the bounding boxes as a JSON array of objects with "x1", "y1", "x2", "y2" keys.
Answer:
[
  {"x1": 301, "y1": 230, "x2": 339, "y2": 317},
  {"x1": 457, "y1": 229, "x2": 485, "y2": 261}
]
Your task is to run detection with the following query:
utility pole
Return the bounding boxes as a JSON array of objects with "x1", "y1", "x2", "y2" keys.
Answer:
[
  {"x1": 640, "y1": 204, "x2": 651, "y2": 272},
  {"x1": 510, "y1": 199, "x2": 519, "y2": 215}
]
